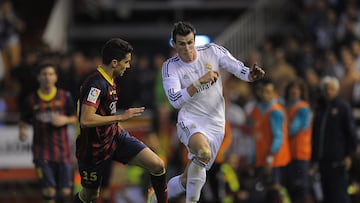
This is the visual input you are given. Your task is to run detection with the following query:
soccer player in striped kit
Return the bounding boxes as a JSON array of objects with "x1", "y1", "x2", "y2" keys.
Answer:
[
  {"x1": 156, "y1": 21, "x2": 265, "y2": 203},
  {"x1": 19, "y1": 63, "x2": 78, "y2": 203},
  {"x1": 74, "y1": 38, "x2": 168, "y2": 203}
]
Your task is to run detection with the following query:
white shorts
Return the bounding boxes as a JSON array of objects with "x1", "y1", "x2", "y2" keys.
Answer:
[{"x1": 177, "y1": 119, "x2": 225, "y2": 170}]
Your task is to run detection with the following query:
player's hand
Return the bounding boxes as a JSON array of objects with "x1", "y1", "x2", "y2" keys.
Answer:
[
  {"x1": 249, "y1": 64, "x2": 265, "y2": 81},
  {"x1": 199, "y1": 70, "x2": 219, "y2": 84},
  {"x1": 51, "y1": 114, "x2": 69, "y2": 127},
  {"x1": 344, "y1": 156, "x2": 352, "y2": 171},
  {"x1": 19, "y1": 127, "x2": 28, "y2": 141},
  {"x1": 122, "y1": 107, "x2": 145, "y2": 120}
]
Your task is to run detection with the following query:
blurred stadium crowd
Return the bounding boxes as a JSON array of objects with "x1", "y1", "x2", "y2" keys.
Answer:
[{"x1": 1, "y1": 0, "x2": 360, "y2": 203}]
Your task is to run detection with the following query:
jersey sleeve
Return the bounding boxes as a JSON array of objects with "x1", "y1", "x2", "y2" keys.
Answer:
[
  {"x1": 162, "y1": 60, "x2": 192, "y2": 109},
  {"x1": 81, "y1": 78, "x2": 103, "y2": 109},
  {"x1": 213, "y1": 44, "x2": 250, "y2": 82}
]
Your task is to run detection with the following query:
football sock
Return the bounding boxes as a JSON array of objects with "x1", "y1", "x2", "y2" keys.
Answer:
[
  {"x1": 186, "y1": 159, "x2": 206, "y2": 202},
  {"x1": 150, "y1": 171, "x2": 168, "y2": 203},
  {"x1": 167, "y1": 175, "x2": 186, "y2": 199}
]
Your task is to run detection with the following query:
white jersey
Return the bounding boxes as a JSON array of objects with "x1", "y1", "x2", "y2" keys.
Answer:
[{"x1": 162, "y1": 43, "x2": 250, "y2": 133}]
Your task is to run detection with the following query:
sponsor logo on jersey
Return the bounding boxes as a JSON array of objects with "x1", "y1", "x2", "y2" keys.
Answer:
[
  {"x1": 109, "y1": 89, "x2": 117, "y2": 95},
  {"x1": 109, "y1": 101, "x2": 117, "y2": 114},
  {"x1": 87, "y1": 87, "x2": 101, "y2": 103}
]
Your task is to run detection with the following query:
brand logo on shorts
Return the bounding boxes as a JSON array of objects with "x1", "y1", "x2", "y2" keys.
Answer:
[{"x1": 191, "y1": 124, "x2": 196, "y2": 129}]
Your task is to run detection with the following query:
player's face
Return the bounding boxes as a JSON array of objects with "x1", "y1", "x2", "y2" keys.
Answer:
[
  {"x1": 38, "y1": 66, "x2": 57, "y2": 89},
  {"x1": 173, "y1": 33, "x2": 196, "y2": 63},
  {"x1": 113, "y1": 53, "x2": 132, "y2": 77}
]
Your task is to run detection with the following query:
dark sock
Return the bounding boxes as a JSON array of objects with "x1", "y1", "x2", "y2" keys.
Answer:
[
  {"x1": 58, "y1": 195, "x2": 72, "y2": 203},
  {"x1": 150, "y1": 173, "x2": 168, "y2": 203},
  {"x1": 266, "y1": 188, "x2": 283, "y2": 203}
]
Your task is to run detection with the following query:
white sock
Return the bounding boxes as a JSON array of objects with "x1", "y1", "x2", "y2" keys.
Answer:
[
  {"x1": 167, "y1": 175, "x2": 185, "y2": 199},
  {"x1": 186, "y1": 160, "x2": 206, "y2": 202}
]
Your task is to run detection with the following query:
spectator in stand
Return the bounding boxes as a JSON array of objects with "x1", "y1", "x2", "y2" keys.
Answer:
[
  {"x1": 351, "y1": 39, "x2": 360, "y2": 74},
  {"x1": 10, "y1": 49, "x2": 40, "y2": 112},
  {"x1": 260, "y1": 39, "x2": 275, "y2": 72},
  {"x1": 57, "y1": 53, "x2": 79, "y2": 104},
  {"x1": 269, "y1": 48, "x2": 297, "y2": 96},
  {"x1": 322, "y1": 49, "x2": 345, "y2": 79},
  {"x1": 284, "y1": 36, "x2": 302, "y2": 78},
  {"x1": 136, "y1": 54, "x2": 155, "y2": 109},
  {"x1": 336, "y1": 1, "x2": 360, "y2": 45},
  {"x1": 0, "y1": 0, "x2": 25, "y2": 78},
  {"x1": 314, "y1": 8, "x2": 338, "y2": 51},
  {"x1": 339, "y1": 46, "x2": 360, "y2": 105},
  {"x1": 311, "y1": 76, "x2": 357, "y2": 203}
]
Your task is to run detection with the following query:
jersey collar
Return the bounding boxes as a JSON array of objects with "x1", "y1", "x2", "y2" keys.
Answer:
[
  {"x1": 37, "y1": 87, "x2": 57, "y2": 101},
  {"x1": 97, "y1": 65, "x2": 114, "y2": 86}
]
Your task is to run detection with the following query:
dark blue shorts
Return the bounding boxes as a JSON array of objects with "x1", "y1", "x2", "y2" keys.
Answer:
[
  {"x1": 77, "y1": 130, "x2": 146, "y2": 189},
  {"x1": 34, "y1": 160, "x2": 72, "y2": 189}
]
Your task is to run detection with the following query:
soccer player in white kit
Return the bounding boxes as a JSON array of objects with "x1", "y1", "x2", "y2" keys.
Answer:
[{"x1": 155, "y1": 21, "x2": 265, "y2": 203}]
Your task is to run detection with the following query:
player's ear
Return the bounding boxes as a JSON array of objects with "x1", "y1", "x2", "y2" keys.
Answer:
[
  {"x1": 111, "y1": 59, "x2": 118, "y2": 68},
  {"x1": 171, "y1": 40, "x2": 175, "y2": 48}
]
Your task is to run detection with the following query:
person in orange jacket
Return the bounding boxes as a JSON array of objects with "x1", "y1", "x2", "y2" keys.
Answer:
[
  {"x1": 284, "y1": 79, "x2": 312, "y2": 203},
  {"x1": 250, "y1": 79, "x2": 291, "y2": 202}
]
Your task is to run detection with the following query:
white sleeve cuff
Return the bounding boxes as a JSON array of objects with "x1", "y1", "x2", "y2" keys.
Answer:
[{"x1": 243, "y1": 69, "x2": 251, "y2": 82}]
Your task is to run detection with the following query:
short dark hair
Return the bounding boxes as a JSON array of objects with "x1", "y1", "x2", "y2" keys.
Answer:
[
  {"x1": 284, "y1": 78, "x2": 309, "y2": 102},
  {"x1": 171, "y1": 21, "x2": 196, "y2": 42},
  {"x1": 101, "y1": 38, "x2": 133, "y2": 65},
  {"x1": 37, "y1": 63, "x2": 58, "y2": 75}
]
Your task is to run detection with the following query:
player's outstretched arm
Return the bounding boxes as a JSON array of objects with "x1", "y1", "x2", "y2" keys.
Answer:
[
  {"x1": 51, "y1": 114, "x2": 78, "y2": 127},
  {"x1": 80, "y1": 104, "x2": 145, "y2": 128}
]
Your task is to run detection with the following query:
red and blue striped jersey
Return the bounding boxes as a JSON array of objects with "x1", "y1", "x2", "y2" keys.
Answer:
[
  {"x1": 76, "y1": 67, "x2": 121, "y2": 165},
  {"x1": 21, "y1": 88, "x2": 76, "y2": 163}
]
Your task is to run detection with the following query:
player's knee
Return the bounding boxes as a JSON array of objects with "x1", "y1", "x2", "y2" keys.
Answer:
[
  {"x1": 42, "y1": 187, "x2": 56, "y2": 201},
  {"x1": 60, "y1": 188, "x2": 72, "y2": 200},
  {"x1": 80, "y1": 187, "x2": 100, "y2": 202},
  {"x1": 150, "y1": 157, "x2": 166, "y2": 175},
  {"x1": 195, "y1": 147, "x2": 211, "y2": 164}
]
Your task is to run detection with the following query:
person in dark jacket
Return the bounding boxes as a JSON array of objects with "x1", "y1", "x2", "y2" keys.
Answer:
[{"x1": 312, "y1": 76, "x2": 357, "y2": 203}]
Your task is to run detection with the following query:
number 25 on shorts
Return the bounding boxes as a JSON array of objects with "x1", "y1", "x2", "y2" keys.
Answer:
[{"x1": 81, "y1": 171, "x2": 98, "y2": 182}]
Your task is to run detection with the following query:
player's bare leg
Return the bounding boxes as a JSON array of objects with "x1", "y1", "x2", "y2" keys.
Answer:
[{"x1": 130, "y1": 147, "x2": 168, "y2": 203}]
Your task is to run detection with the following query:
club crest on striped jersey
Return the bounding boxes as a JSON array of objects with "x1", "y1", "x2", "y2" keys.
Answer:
[
  {"x1": 87, "y1": 87, "x2": 101, "y2": 103},
  {"x1": 205, "y1": 63, "x2": 212, "y2": 71}
]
